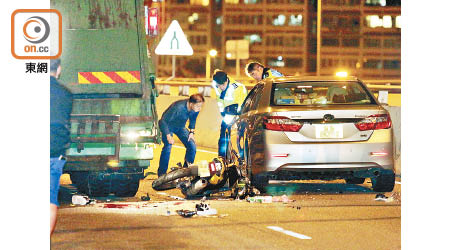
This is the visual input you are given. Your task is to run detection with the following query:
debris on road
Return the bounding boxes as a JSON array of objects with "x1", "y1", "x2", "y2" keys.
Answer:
[
  {"x1": 374, "y1": 193, "x2": 387, "y2": 201},
  {"x1": 141, "y1": 193, "x2": 151, "y2": 201},
  {"x1": 72, "y1": 195, "x2": 95, "y2": 205},
  {"x1": 374, "y1": 193, "x2": 395, "y2": 202},
  {"x1": 176, "y1": 209, "x2": 196, "y2": 218},
  {"x1": 247, "y1": 196, "x2": 273, "y2": 203},
  {"x1": 247, "y1": 195, "x2": 294, "y2": 203},
  {"x1": 195, "y1": 202, "x2": 217, "y2": 216}
]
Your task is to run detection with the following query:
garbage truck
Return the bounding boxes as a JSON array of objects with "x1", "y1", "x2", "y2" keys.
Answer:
[{"x1": 51, "y1": 0, "x2": 161, "y2": 197}]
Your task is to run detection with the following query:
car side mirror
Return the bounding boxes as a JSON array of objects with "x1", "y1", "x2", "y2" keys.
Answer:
[{"x1": 223, "y1": 104, "x2": 240, "y2": 115}]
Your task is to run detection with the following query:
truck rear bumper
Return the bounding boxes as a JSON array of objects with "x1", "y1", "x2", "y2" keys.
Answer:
[{"x1": 63, "y1": 159, "x2": 150, "y2": 172}]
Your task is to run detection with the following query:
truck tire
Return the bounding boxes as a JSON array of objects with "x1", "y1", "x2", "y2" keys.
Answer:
[
  {"x1": 152, "y1": 168, "x2": 193, "y2": 191},
  {"x1": 371, "y1": 172, "x2": 395, "y2": 192},
  {"x1": 87, "y1": 173, "x2": 111, "y2": 197},
  {"x1": 114, "y1": 176, "x2": 140, "y2": 197},
  {"x1": 69, "y1": 171, "x2": 89, "y2": 194}
]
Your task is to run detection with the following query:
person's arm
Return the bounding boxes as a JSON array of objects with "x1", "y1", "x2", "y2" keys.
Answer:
[
  {"x1": 159, "y1": 102, "x2": 177, "y2": 135},
  {"x1": 188, "y1": 111, "x2": 199, "y2": 131},
  {"x1": 187, "y1": 111, "x2": 199, "y2": 142}
]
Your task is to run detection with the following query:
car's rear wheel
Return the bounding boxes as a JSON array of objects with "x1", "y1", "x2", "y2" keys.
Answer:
[
  {"x1": 345, "y1": 177, "x2": 365, "y2": 184},
  {"x1": 371, "y1": 171, "x2": 395, "y2": 192}
]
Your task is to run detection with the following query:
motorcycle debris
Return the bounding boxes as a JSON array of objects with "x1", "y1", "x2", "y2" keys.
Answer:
[
  {"x1": 247, "y1": 196, "x2": 273, "y2": 203},
  {"x1": 195, "y1": 202, "x2": 218, "y2": 216},
  {"x1": 72, "y1": 195, "x2": 95, "y2": 205},
  {"x1": 375, "y1": 193, "x2": 395, "y2": 202},
  {"x1": 176, "y1": 209, "x2": 197, "y2": 218},
  {"x1": 374, "y1": 193, "x2": 387, "y2": 201},
  {"x1": 197, "y1": 208, "x2": 217, "y2": 216},
  {"x1": 141, "y1": 193, "x2": 151, "y2": 201}
]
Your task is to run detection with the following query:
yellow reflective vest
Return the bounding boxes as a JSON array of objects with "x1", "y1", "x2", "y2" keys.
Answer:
[
  {"x1": 212, "y1": 77, "x2": 247, "y2": 113},
  {"x1": 262, "y1": 68, "x2": 283, "y2": 80}
]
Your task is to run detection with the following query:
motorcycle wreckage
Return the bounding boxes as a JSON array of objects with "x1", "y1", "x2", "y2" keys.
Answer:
[{"x1": 152, "y1": 156, "x2": 250, "y2": 198}]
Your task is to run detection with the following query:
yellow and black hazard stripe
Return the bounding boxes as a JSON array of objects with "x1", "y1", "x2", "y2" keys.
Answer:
[{"x1": 78, "y1": 71, "x2": 141, "y2": 84}]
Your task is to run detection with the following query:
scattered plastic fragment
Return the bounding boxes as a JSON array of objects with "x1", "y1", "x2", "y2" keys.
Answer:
[
  {"x1": 195, "y1": 202, "x2": 217, "y2": 216},
  {"x1": 141, "y1": 193, "x2": 151, "y2": 201},
  {"x1": 247, "y1": 196, "x2": 273, "y2": 203},
  {"x1": 374, "y1": 193, "x2": 395, "y2": 202},
  {"x1": 177, "y1": 210, "x2": 196, "y2": 218},
  {"x1": 72, "y1": 195, "x2": 94, "y2": 205}
]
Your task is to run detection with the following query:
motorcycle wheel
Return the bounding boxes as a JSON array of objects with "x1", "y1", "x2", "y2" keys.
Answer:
[{"x1": 152, "y1": 168, "x2": 193, "y2": 191}]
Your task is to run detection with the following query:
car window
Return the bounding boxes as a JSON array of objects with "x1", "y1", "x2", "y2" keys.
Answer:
[{"x1": 271, "y1": 81, "x2": 376, "y2": 106}]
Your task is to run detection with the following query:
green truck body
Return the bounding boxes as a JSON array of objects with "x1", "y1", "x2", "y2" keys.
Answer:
[{"x1": 51, "y1": 0, "x2": 160, "y2": 197}]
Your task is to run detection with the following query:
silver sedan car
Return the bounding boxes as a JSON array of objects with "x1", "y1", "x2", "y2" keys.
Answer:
[{"x1": 227, "y1": 76, "x2": 395, "y2": 192}]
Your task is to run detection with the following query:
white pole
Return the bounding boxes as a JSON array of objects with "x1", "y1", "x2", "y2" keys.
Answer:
[{"x1": 172, "y1": 55, "x2": 176, "y2": 78}]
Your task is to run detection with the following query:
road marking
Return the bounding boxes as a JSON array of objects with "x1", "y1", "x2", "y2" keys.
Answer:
[
  {"x1": 267, "y1": 226, "x2": 312, "y2": 240},
  {"x1": 173, "y1": 145, "x2": 217, "y2": 154},
  {"x1": 395, "y1": 181, "x2": 401, "y2": 185}
]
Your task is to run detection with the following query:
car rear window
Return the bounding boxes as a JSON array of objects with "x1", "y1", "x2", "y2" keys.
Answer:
[{"x1": 271, "y1": 81, "x2": 377, "y2": 106}]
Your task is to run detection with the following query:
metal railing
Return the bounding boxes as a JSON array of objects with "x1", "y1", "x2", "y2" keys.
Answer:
[{"x1": 155, "y1": 78, "x2": 401, "y2": 96}]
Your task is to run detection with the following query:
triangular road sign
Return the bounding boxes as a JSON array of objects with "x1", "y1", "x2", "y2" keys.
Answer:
[{"x1": 155, "y1": 20, "x2": 193, "y2": 56}]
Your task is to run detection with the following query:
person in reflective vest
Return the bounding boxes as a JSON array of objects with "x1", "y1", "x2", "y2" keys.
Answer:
[
  {"x1": 245, "y1": 61, "x2": 284, "y2": 81},
  {"x1": 212, "y1": 70, "x2": 247, "y2": 157}
]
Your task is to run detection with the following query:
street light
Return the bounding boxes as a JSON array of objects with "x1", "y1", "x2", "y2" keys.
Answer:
[
  {"x1": 206, "y1": 49, "x2": 217, "y2": 79},
  {"x1": 335, "y1": 70, "x2": 348, "y2": 77},
  {"x1": 317, "y1": 0, "x2": 322, "y2": 76}
]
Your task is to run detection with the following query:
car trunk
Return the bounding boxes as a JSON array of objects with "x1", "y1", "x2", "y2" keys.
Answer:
[{"x1": 272, "y1": 105, "x2": 385, "y2": 142}]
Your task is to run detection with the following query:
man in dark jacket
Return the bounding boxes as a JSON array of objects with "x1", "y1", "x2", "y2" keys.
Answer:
[
  {"x1": 158, "y1": 94, "x2": 204, "y2": 176},
  {"x1": 50, "y1": 58, "x2": 72, "y2": 235}
]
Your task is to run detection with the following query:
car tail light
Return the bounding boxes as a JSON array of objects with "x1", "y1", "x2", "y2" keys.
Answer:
[
  {"x1": 263, "y1": 116, "x2": 302, "y2": 132},
  {"x1": 355, "y1": 114, "x2": 392, "y2": 131}
]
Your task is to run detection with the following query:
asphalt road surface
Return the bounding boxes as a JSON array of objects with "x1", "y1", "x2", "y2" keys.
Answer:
[{"x1": 51, "y1": 144, "x2": 401, "y2": 249}]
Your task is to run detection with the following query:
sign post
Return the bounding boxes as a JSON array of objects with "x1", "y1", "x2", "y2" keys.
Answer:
[
  {"x1": 155, "y1": 20, "x2": 193, "y2": 79},
  {"x1": 225, "y1": 40, "x2": 249, "y2": 77}
]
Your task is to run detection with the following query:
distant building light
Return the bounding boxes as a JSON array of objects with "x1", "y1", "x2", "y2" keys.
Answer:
[
  {"x1": 382, "y1": 16, "x2": 392, "y2": 28},
  {"x1": 273, "y1": 14, "x2": 286, "y2": 26},
  {"x1": 380, "y1": 0, "x2": 386, "y2": 6},
  {"x1": 216, "y1": 17, "x2": 222, "y2": 25},
  {"x1": 192, "y1": 13, "x2": 199, "y2": 21},
  {"x1": 209, "y1": 49, "x2": 218, "y2": 57},
  {"x1": 226, "y1": 52, "x2": 232, "y2": 59},
  {"x1": 277, "y1": 56, "x2": 283, "y2": 61},
  {"x1": 395, "y1": 16, "x2": 401, "y2": 28},
  {"x1": 289, "y1": 14, "x2": 303, "y2": 26},
  {"x1": 268, "y1": 59, "x2": 285, "y2": 67}
]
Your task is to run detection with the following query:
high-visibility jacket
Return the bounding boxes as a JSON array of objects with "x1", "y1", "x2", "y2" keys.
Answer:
[
  {"x1": 262, "y1": 68, "x2": 283, "y2": 80},
  {"x1": 212, "y1": 76, "x2": 247, "y2": 114}
]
